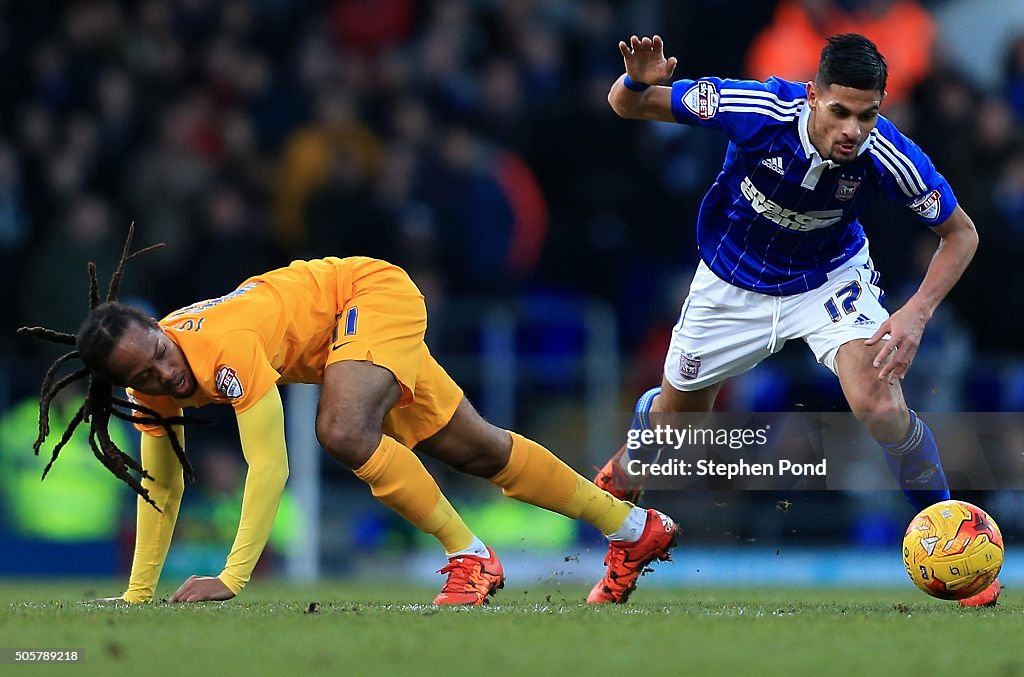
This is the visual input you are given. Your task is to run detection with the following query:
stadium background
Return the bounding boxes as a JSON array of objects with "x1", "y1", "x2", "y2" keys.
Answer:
[{"x1": 2, "y1": 0, "x2": 1023, "y2": 592}]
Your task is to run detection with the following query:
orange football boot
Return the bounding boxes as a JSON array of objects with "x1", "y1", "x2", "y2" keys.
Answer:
[
  {"x1": 587, "y1": 509, "x2": 678, "y2": 604},
  {"x1": 959, "y1": 578, "x2": 1001, "y2": 607},
  {"x1": 433, "y1": 546, "x2": 505, "y2": 606}
]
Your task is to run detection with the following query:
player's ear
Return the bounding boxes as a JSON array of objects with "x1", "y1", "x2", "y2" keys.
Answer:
[{"x1": 806, "y1": 80, "x2": 817, "y2": 109}]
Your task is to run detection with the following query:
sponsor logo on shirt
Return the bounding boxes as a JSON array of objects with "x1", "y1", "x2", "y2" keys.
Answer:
[
  {"x1": 215, "y1": 365, "x2": 244, "y2": 399},
  {"x1": 682, "y1": 81, "x2": 719, "y2": 120},
  {"x1": 739, "y1": 176, "x2": 844, "y2": 231},
  {"x1": 909, "y1": 189, "x2": 941, "y2": 220},
  {"x1": 835, "y1": 176, "x2": 861, "y2": 202}
]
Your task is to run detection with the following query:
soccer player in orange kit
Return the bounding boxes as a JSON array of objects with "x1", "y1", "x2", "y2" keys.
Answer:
[{"x1": 21, "y1": 229, "x2": 676, "y2": 605}]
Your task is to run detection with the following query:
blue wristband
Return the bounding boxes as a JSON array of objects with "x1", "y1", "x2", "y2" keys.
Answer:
[{"x1": 623, "y1": 75, "x2": 650, "y2": 92}]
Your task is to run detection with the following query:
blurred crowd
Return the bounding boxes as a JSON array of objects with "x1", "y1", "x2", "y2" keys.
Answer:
[
  {"x1": 2, "y1": 0, "x2": 1024, "y2": 571},
  {"x1": 3, "y1": 0, "x2": 1024, "y2": 376}
]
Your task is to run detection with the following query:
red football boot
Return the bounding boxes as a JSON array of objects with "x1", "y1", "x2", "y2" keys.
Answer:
[
  {"x1": 587, "y1": 509, "x2": 678, "y2": 604},
  {"x1": 432, "y1": 546, "x2": 505, "y2": 606}
]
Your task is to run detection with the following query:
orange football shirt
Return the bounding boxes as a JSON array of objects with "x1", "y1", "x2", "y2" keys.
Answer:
[{"x1": 129, "y1": 256, "x2": 390, "y2": 431}]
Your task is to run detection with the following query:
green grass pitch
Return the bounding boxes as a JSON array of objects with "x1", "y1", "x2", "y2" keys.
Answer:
[{"x1": 2, "y1": 580, "x2": 1022, "y2": 676}]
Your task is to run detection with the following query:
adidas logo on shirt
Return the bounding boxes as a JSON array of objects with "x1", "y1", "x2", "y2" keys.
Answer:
[
  {"x1": 761, "y1": 155, "x2": 785, "y2": 175},
  {"x1": 852, "y1": 313, "x2": 876, "y2": 327}
]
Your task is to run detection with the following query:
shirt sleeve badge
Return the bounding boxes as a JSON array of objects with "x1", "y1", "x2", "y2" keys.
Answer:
[
  {"x1": 682, "y1": 81, "x2": 719, "y2": 120},
  {"x1": 909, "y1": 189, "x2": 941, "y2": 220},
  {"x1": 215, "y1": 365, "x2": 244, "y2": 398}
]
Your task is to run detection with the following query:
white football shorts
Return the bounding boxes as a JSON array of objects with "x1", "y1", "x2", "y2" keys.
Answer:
[{"x1": 664, "y1": 245, "x2": 889, "y2": 392}]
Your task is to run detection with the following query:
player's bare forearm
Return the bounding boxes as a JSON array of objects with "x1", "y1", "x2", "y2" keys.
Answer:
[
  {"x1": 608, "y1": 77, "x2": 674, "y2": 121},
  {"x1": 902, "y1": 205, "x2": 979, "y2": 320},
  {"x1": 866, "y1": 206, "x2": 977, "y2": 382}
]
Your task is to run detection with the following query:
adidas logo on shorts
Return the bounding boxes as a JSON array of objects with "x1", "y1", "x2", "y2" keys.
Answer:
[
  {"x1": 852, "y1": 313, "x2": 876, "y2": 327},
  {"x1": 761, "y1": 155, "x2": 785, "y2": 175}
]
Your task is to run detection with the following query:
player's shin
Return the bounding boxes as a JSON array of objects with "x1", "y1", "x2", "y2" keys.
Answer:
[
  {"x1": 354, "y1": 435, "x2": 480, "y2": 555},
  {"x1": 879, "y1": 410, "x2": 949, "y2": 512},
  {"x1": 489, "y1": 431, "x2": 647, "y2": 540}
]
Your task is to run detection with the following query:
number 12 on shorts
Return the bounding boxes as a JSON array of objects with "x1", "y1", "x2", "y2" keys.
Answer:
[{"x1": 823, "y1": 281, "x2": 862, "y2": 323}]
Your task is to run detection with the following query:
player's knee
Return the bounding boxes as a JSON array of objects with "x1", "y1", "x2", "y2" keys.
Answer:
[
  {"x1": 316, "y1": 416, "x2": 382, "y2": 468},
  {"x1": 849, "y1": 393, "x2": 908, "y2": 441},
  {"x1": 848, "y1": 391, "x2": 903, "y2": 419}
]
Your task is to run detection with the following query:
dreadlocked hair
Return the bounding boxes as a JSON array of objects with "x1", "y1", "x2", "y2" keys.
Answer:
[{"x1": 17, "y1": 223, "x2": 204, "y2": 511}]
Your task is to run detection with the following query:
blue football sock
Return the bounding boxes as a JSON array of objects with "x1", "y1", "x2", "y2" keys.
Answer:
[
  {"x1": 879, "y1": 410, "x2": 949, "y2": 512},
  {"x1": 623, "y1": 386, "x2": 663, "y2": 466}
]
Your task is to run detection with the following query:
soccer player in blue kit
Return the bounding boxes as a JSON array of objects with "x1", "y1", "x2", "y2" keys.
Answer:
[{"x1": 585, "y1": 34, "x2": 996, "y2": 606}]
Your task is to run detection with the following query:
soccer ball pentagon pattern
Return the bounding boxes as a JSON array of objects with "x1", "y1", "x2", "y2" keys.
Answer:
[{"x1": 902, "y1": 500, "x2": 1004, "y2": 600}]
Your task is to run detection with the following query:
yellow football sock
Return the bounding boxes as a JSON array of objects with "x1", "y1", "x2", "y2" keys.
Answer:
[
  {"x1": 489, "y1": 431, "x2": 632, "y2": 535},
  {"x1": 354, "y1": 435, "x2": 474, "y2": 554}
]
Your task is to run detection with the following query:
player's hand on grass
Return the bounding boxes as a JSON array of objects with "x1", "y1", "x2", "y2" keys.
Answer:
[
  {"x1": 618, "y1": 35, "x2": 677, "y2": 86},
  {"x1": 865, "y1": 304, "x2": 928, "y2": 384},
  {"x1": 169, "y1": 575, "x2": 235, "y2": 603}
]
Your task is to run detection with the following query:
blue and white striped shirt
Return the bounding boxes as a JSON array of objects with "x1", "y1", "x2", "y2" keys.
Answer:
[{"x1": 669, "y1": 76, "x2": 957, "y2": 296}]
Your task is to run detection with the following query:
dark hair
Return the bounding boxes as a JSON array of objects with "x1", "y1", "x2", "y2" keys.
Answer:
[
  {"x1": 77, "y1": 302, "x2": 155, "y2": 383},
  {"x1": 816, "y1": 34, "x2": 888, "y2": 94},
  {"x1": 17, "y1": 224, "x2": 198, "y2": 510}
]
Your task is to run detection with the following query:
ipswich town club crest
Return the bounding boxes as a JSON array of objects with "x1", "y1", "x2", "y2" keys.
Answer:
[
  {"x1": 680, "y1": 352, "x2": 701, "y2": 380},
  {"x1": 215, "y1": 365, "x2": 244, "y2": 398},
  {"x1": 835, "y1": 177, "x2": 860, "y2": 202}
]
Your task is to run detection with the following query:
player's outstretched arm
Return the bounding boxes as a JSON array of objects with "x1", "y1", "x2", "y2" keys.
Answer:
[
  {"x1": 169, "y1": 386, "x2": 289, "y2": 603},
  {"x1": 608, "y1": 34, "x2": 677, "y2": 122},
  {"x1": 866, "y1": 205, "x2": 979, "y2": 383},
  {"x1": 121, "y1": 428, "x2": 187, "y2": 603}
]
